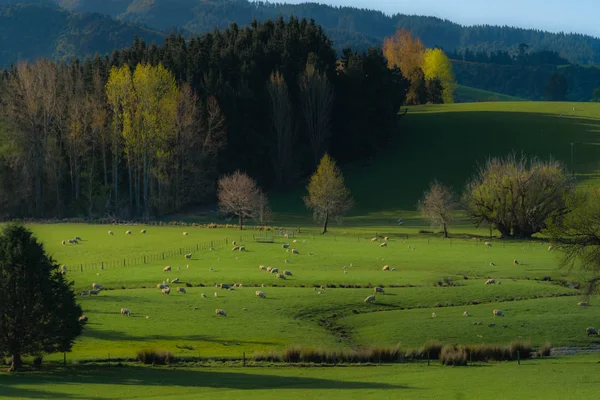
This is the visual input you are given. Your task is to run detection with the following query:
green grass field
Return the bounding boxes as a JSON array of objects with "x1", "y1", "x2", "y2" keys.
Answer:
[
  {"x1": 455, "y1": 85, "x2": 525, "y2": 103},
  {"x1": 3, "y1": 102, "x2": 600, "y2": 398}
]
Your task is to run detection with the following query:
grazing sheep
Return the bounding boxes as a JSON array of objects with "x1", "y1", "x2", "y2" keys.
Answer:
[
  {"x1": 270, "y1": 268, "x2": 279, "y2": 274},
  {"x1": 177, "y1": 287, "x2": 186, "y2": 294},
  {"x1": 89, "y1": 289, "x2": 101, "y2": 296},
  {"x1": 292, "y1": 249, "x2": 299, "y2": 255},
  {"x1": 183, "y1": 232, "x2": 188, "y2": 236},
  {"x1": 308, "y1": 252, "x2": 314, "y2": 256},
  {"x1": 578, "y1": 301, "x2": 589, "y2": 307},
  {"x1": 163, "y1": 266, "x2": 171, "y2": 272},
  {"x1": 256, "y1": 291, "x2": 266, "y2": 298},
  {"x1": 490, "y1": 262, "x2": 496, "y2": 266},
  {"x1": 185, "y1": 253, "x2": 192, "y2": 259},
  {"x1": 259, "y1": 265, "x2": 267, "y2": 271},
  {"x1": 282, "y1": 244, "x2": 290, "y2": 249},
  {"x1": 493, "y1": 309, "x2": 504, "y2": 317},
  {"x1": 276, "y1": 273, "x2": 286, "y2": 279},
  {"x1": 374, "y1": 287, "x2": 384, "y2": 294},
  {"x1": 548, "y1": 245, "x2": 553, "y2": 251},
  {"x1": 384, "y1": 236, "x2": 389, "y2": 241},
  {"x1": 171, "y1": 278, "x2": 180, "y2": 284},
  {"x1": 432, "y1": 312, "x2": 437, "y2": 318},
  {"x1": 239, "y1": 246, "x2": 246, "y2": 252},
  {"x1": 92, "y1": 283, "x2": 102, "y2": 290},
  {"x1": 382, "y1": 265, "x2": 390, "y2": 271},
  {"x1": 266, "y1": 267, "x2": 273, "y2": 272},
  {"x1": 485, "y1": 279, "x2": 496, "y2": 285},
  {"x1": 242, "y1": 308, "x2": 248, "y2": 311},
  {"x1": 125, "y1": 230, "x2": 132, "y2": 235},
  {"x1": 201, "y1": 293, "x2": 207, "y2": 298},
  {"x1": 371, "y1": 237, "x2": 378, "y2": 242},
  {"x1": 292, "y1": 239, "x2": 297, "y2": 243},
  {"x1": 513, "y1": 259, "x2": 519, "y2": 265},
  {"x1": 380, "y1": 242, "x2": 387, "y2": 248},
  {"x1": 391, "y1": 268, "x2": 397, "y2": 272},
  {"x1": 75, "y1": 236, "x2": 82, "y2": 241},
  {"x1": 463, "y1": 311, "x2": 469, "y2": 317},
  {"x1": 364, "y1": 295, "x2": 376, "y2": 303},
  {"x1": 484, "y1": 242, "x2": 492, "y2": 247},
  {"x1": 232, "y1": 246, "x2": 240, "y2": 251},
  {"x1": 214, "y1": 292, "x2": 218, "y2": 297},
  {"x1": 161, "y1": 287, "x2": 171, "y2": 295},
  {"x1": 284, "y1": 234, "x2": 289, "y2": 239},
  {"x1": 285, "y1": 259, "x2": 290, "y2": 263},
  {"x1": 586, "y1": 327, "x2": 598, "y2": 336},
  {"x1": 215, "y1": 309, "x2": 227, "y2": 317},
  {"x1": 498, "y1": 281, "x2": 502, "y2": 285},
  {"x1": 61, "y1": 240, "x2": 66, "y2": 245},
  {"x1": 120, "y1": 308, "x2": 131, "y2": 316},
  {"x1": 60, "y1": 265, "x2": 67, "y2": 274},
  {"x1": 284, "y1": 270, "x2": 293, "y2": 276},
  {"x1": 232, "y1": 241, "x2": 237, "y2": 246},
  {"x1": 108, "y1": 230, "x2": 114, "y2": 235},
  {"x1": 78, "y1": 315, "x2": 88, "y2": 323},
  {"x1": 220, "y1": 283, "x2": 231, "y2": 289},
  {"x1": 80, "y1": 291, "x2": 89, "y2": 296},
  {"x1": 140, "y1": 229, "x2": 146, "y2": 234},
  {"x1": 157, "y1": 283, "x2": 167, "y2": 289}
]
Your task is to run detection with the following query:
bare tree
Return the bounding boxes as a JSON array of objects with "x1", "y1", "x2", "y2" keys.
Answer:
[
  {"x1": 217, "y1": 171, "x2": 264, "y2": 230},
  {"x1": 304, "y1": 154, "x2": 353, "y2": 234},
  {"x1": 299, "y1": 63, "x2": 334, "y2": 166},
  {"x1": 418, "y1": 181, "x2": 456, "y2": 238},
  {"x1": 267, "y1": 70, "x2": 295, "y2": 187}
]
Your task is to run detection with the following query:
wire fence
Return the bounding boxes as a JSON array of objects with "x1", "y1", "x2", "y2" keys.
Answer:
[{"x1": 65, "y1": 232, "x2": 275, "y2": 273}]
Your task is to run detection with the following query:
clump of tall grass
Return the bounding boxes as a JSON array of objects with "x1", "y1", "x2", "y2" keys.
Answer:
[
  {"x1": 418, "y1": 340, "x2": 442, "y2": 359},
  {"x1": 440, "y1": 345, "x2": 467, "y2": 366},
  {"x1": 253, "y1": 345, "x2": 403, "y2": 364},
  {"x1": 136, "y1": 348, "x2": 174, "y2": 365},
  {"x1": 537, "y1": 342, "x2": 553, "y2": 357}
]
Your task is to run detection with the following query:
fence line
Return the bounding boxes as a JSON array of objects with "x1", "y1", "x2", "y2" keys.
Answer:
[{"x1": 66, "y1": 232, "x2": 272, "y2": 273}]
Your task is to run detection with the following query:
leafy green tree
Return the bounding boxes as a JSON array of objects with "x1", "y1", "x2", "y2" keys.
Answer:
[
  {"x1": 304, "y1": 154, "x2": 353, "y2": 234},
  {"x1": 422, "y1": 48, "x2": 456, "y2": 103},
  {"x1": 544, "y1": 73, "x2": 568, "y2": 101},
  {"x1": 0, "y1": 224, "x2": 83, "y2": 372}
]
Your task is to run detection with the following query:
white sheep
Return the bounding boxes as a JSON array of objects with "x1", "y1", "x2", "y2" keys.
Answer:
[
  {"x1": 163, "y1": 266, "x2": 171, "y2": 272},
  {"x1": 380, "y1": 242, "x2": 387, "y2": 247},
  {"x1": 256, "y1": 291, "x2": 266, "y2": 298},
  {"x1": 183, "y1": 232, "x2": 188, "y2": 236},
  {"x1": 239, "y1": 246, "x2": 246, "y2": 252},
  {"x1": 490, "y1": 262, "x2": 496, "y2": 266},
  {"x1": 172, "y1": 278, "x2": 180, "y2": 284},
  {"x1": 284, "y1": 270, "x2": 293, "y2": 276},
  {"x1": 78, "y1": 315, "x2": 88, "y2": 323},
  {"x1": 282, "y1": 244, "x2": 290, "y2": 249},
  {"x1": 108, "y1": 230, "x2": 114, "y2": 235},
  {"x1": 364, "y1": 295, "x2": 376, "y2": 303},
  {"x1": 391, "y1": 268, "x2": 397, "y2": 271},
  {"x1": 157, "y1": 283, "x2": 167, "y2": 289},
  {"x1": 292, "y1": 239, "x2": 297, "y2": 243},
  {"x1": 463, "y1": 311, "x2": 469, "y2": 317},
  {"x1": 140, "y1": 229, "x2": 146, "y2": 234},
  {"x1": 493, "y1": 309, "x2": 504, "y2": 317},
  {"x1": 120, "y1": 308, "x2": 131, "y2": 316},
  {"x1": 232, "y1": 241, "x2": 237, "y2": 246},
  {"x1": 220, "y1": 283, "x2": 231, "y2": 289},
  {"x1": 60, "y1": 265, "x2": 67, "y2": 274},
  {"x1": 432, "y1": 312, "x2": 437, "y2": 318},
  {"x1": 578, "y1": 301, "x2": 589, "y2": 307},
  {"x1": 177, "y1": 287, "x2": 187, "y2": 294},
  {"x1": 125, "y1": 230, "x2": 132, "y2": 235},
  {"x1": 292, "y1": 249, "x2": 299, "y2": 255},
  {"x1": 270, "y1": 268, "x2": 279, "y2": 274},
  {"x1": 484, "y1": 242, "x2": 492, "y2": 247},
  {"x1": 61, "y1": 240, "x2": 66, "y2": 246},
  {"x1": 161, "y1": 287, "x2": 171, "y2": 295},
  {"x1": 384, "y1": 236, "x2": 389, "y2": 241},
  {"x1": 92, "y1": 283, "x2": 102, "y2": 290},
  {"x1": 214, "y1": 292, "x2": 218, "y2": 297},
  {"x1": 371, "y1": 237, "x2": 378, "y2": 242},
  {"x1": 382, "y1": 265, "x2": 390, "y2": 271},
  {"x1": 276, "y1": 273, "x2": 286, "y2": 280},
  {"x1": 185, "y1": 253, "x2": 192, "y2": 259},
  {"x1": 485, "y1": 279, "x2": 496, "y2": 285},
  {"x1": 548, "y1": 245, "x2": 553, "y2": 252},
  {"x1": 374, "y1": 287, "x2": 384, "y2": 294},
  {"x1": 201, "y1": 293, "x2": 207, "y2": 298},
  {"x1": 586, "y1": 327, "x2": 599, "y2": 336},
  {"x1": 513, "y1": 259, "x2": 519, "y2": 265},
  {"x1": 232, "y1": 246, "x2": 240, "y2": 251},
  {"x1": 216, "y1": 309, "x2": 227, "y2": 316},
  {"x1": 259, "y1": 265, "x2": 267, "y2": 271}
]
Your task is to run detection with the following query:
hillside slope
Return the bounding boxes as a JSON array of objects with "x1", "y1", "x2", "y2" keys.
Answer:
[{"x1": 0, "y1": 2, "x2": 164, "y2": 66}]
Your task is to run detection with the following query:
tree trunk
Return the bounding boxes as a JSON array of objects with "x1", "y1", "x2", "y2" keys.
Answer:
[
  {"x1": 128, "y1": 162, "x2": 133, "y2": 218},
  {"x1": 239, "y1": 214, "x2": 243, "y2": 230},
  {"x1": 9, "y1": 354, "x2": 22, "y2": 372},
  {"x1": 322, "y1": 212, "x2": 329, "y2": 234},
  {"x1": 443, "y1": 223, "x2": 448, "y2": 238}
]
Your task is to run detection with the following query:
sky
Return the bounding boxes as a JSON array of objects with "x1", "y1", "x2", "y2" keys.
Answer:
[{"x1": 274, "y1": 0, "x2": 600, "y2": 37}]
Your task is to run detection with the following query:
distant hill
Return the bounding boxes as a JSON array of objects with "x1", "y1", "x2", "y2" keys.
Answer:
[
  {"x1": 52, "y1": 0, "x2": 600, "y2": 65},
  {"x1": 0, "y1": 2, "x2": 164, "y2": 67},
  {"x1": 454, "y1": 85, "x2": 524, "y2": 103}
]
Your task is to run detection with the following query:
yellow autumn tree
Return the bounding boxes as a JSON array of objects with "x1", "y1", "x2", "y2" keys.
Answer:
[
  {"x1": 383, "y1": 29, "x2": 425, "y2": 79},
  {"x1": 422, "y1": 48, "x2": 456, "y2": 103}
]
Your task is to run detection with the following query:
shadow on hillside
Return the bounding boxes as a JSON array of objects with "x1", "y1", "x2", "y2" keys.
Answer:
[{"x1": 0, "y1": 365, "x2": 411, "y2": 398}]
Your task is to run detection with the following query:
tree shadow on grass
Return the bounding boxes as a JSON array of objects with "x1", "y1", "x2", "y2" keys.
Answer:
[{"x1": 0, "y1": 364, "x2": 412, "y2": 399}]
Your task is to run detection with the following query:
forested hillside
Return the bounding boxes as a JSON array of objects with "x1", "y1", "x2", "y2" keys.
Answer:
[
  {"x1": 54, "y1": 0, "x2": 600, "y2": 65},
  {"x1": 0, "y1": 2, "x2": 164, "y2": 67}
]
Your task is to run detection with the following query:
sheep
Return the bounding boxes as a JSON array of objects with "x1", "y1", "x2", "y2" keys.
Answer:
[
  {"x1": 89, "y1": 289, "x2": 101, "y2": 296},
  {"x1": 492, "y1": 309, "x2": 504, "y2": 317},
  {"x1": 284, "y1": 270, "x2": 293, "y2": 276},
  {"x1": 108, "y1": 230, "x2": 114, "y2": 235},
  {"x1": 391, "y1": 268, "x2": 397, "y2": 272},
  {"x1": 185, "y1": 253, "x2": 192, "y2": 259},
  {"x1": 463, "y1": 311, "x2": 469, "y2": 317},
  {"x1": 232, "y1": 246, "x2": 240, "y2": 251},
  {"x1": 384, "y1": 236, "x2": 389, "y2": 241},
  {"x1": 220, "y1": 283, "x2": 231, "y2": 289},
  {"x1": 282, "y1": 244, "x2": 290, "y2": 249},
  {"x1": 157, "y1": 283, "x2": 167, "y2": 289},
  {"x1": 75, "y1": 236, "x2": 82, "y2": 241},
  {"x1": 266, "y1": 267, "x2": 273, "y2": 272},
  {"x1": 285, "y1": 259, "x2": 290, "y2": 263},
  {"x1": 490, "y1": 262, "x2": 496, "y2": 266},
  {"x1": 485, "y1": 279, "x2": 496, "y2": 285},
  {"x1": 292, "y1": 239, "x2": 297, "y2": 243},
  {"x1": 61, "y1": 240, "x2": 66, "y2": 246},
  {"x1": 163, "y1": 266, "x2": 171, "y2": 272},
  {"x1": 432, "y1": 312, "x2": 437, "y2": 318},
  {"x1": 548, "y1": 245, "x2": 553, "y2": 252},
  {"x1": 183, "y1": 232, "x2": 189, "y2": 236},
  {"x1": 214, "y1": 292, "x2": 218, "y2": 297},
  {"x1": 292, "y1": 249, "x2": 299, "y2": 255},
  {"x1": 371, "y1": 237, "x2": 378, "y2": 242},
  {"x1": 232, "y1": 241, "x2": 237, "y2": 246},
  {"x1": 125, "y1": 230, "x2": 132, "y2": 235},
  {"x1": 140, "y1": 229, "x2": 146, "y2": 234},
  {"x1": 216, "y1": 309, "x2": 227, "y2": 316},
  {"x1": 513, "y1": 259, "x2": 519, "y2": 265},
  {"x1": 78, "y1": 315, "x2": 88, "y2": 323},
  {"x1": 270, "y1": 268, "x2": 279, "y2": 274},
  {"x1": 586, "y1": 327, "x2": 599, "y2": 336},
  {"x1": 177, "y1": 287, "x2": 186, "y2": 294},
  {"x1": 161, "y1": 287, "x2": 171, "y2": 295},
  {"x1": 578, "y1": 301, "x2": 589, "y2": 307},
  {"x1": 256, "y1": 291, "x2": 266, "y2": 298},
  {"x1": 364, "y1": 295, "x2": 376, "y2": 303},
  {"x1": 239, "y1": 246, "x2": 246, "y2": 252},
  {"x1": 308, "y1": 252, "x2": 314, "y2": 256},
  {"x1": 284, "y1": 234, "x2": 289, "y2": 239},
  {"x1": 380, "y1": 242, "x2": 387, "y2": 247},
  {"x1": 80, "y1": 291, "x2": 89, "y2": 296},
  {"x1": 374, "y1": 287, "x2": 384, "y2": 294},
  {"x1": 92, "y1": 283, "x2": 102, "y2": 290},
  {"x1": 120, "y1": 308, "x2": 131, "y2": 316},
  {"x1": 60, "y1": 265, "x2": 67, "y2": 275},
  {"x1": 171, "y1": 278, "x2": 180, "y2": 284},
  {"x1": 276, "y1": 273, "x2": 286, "y2": 279},
  {"x1": 259, "y1": 265, "x2": 267, "y2": 271},
  {"x1": 201, "y1": 293, "x2": 207, "y2": 298},
  {"x1": 382, "y1": 265, "x2": 390, "y2": 271},
  {"x1": 484, "y1": 242, "x2": 492, "y2": 247}
]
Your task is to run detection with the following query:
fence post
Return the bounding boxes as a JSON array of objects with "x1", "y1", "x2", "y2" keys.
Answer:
[
  {"x1": 243, "y1": 352, "x2": 246, "y2": 367},
  {"x1": 101, "y1": 262, "x2": 104, "y2": 270},
  {"x1": 123, "y1": 259, "x2": 125, "y2": 267},
  {"x1": 427, "y1": 352, "x2": 430, "y2": 366},
  {"x1": 80, "y1": 264, "x2": 82, "y2": 272},
  {"x1": 144, "y1": 256, "x2": 146, "y2": 264},
  {"x1": 196, "y1": 244, "x2": 199, "y2": 250},
  {"x1": 162, "y1": 252, "x2": 164, "y2": 260},
  {"x1": 517, "y1": 350, "x2": 520, "y2": 365}
]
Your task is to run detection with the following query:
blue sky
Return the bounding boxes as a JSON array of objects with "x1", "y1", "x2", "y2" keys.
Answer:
[{"x1": 274, "y1": 0, "x2": 600, "y2": 37}]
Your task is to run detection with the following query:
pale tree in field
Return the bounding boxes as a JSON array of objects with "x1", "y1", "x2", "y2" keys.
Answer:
[
  {"x1": 3, "y1": 60, "x2": 60, "y2": 216},
  {"x1": 304, "y1": 154, "x2": 353, "y2": 234},
  {"x1": 218, "y1": 171, "x2": 266, "y2": 230},
  {"x1": 299, "y1": 63, "x2": 334, "y2": 166},
  {"x1": 257, "y1": 191, "x2": 272, "y2": 225},
  {"x1": 203, "y1": 96, "x2": 227, "y2": 157},
  {"x1": 267, "y1": 70, "x2": 295, "y2": 187},
  {"x1": 418, "y1": 181, "x2": 456, "y2": 238}
]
